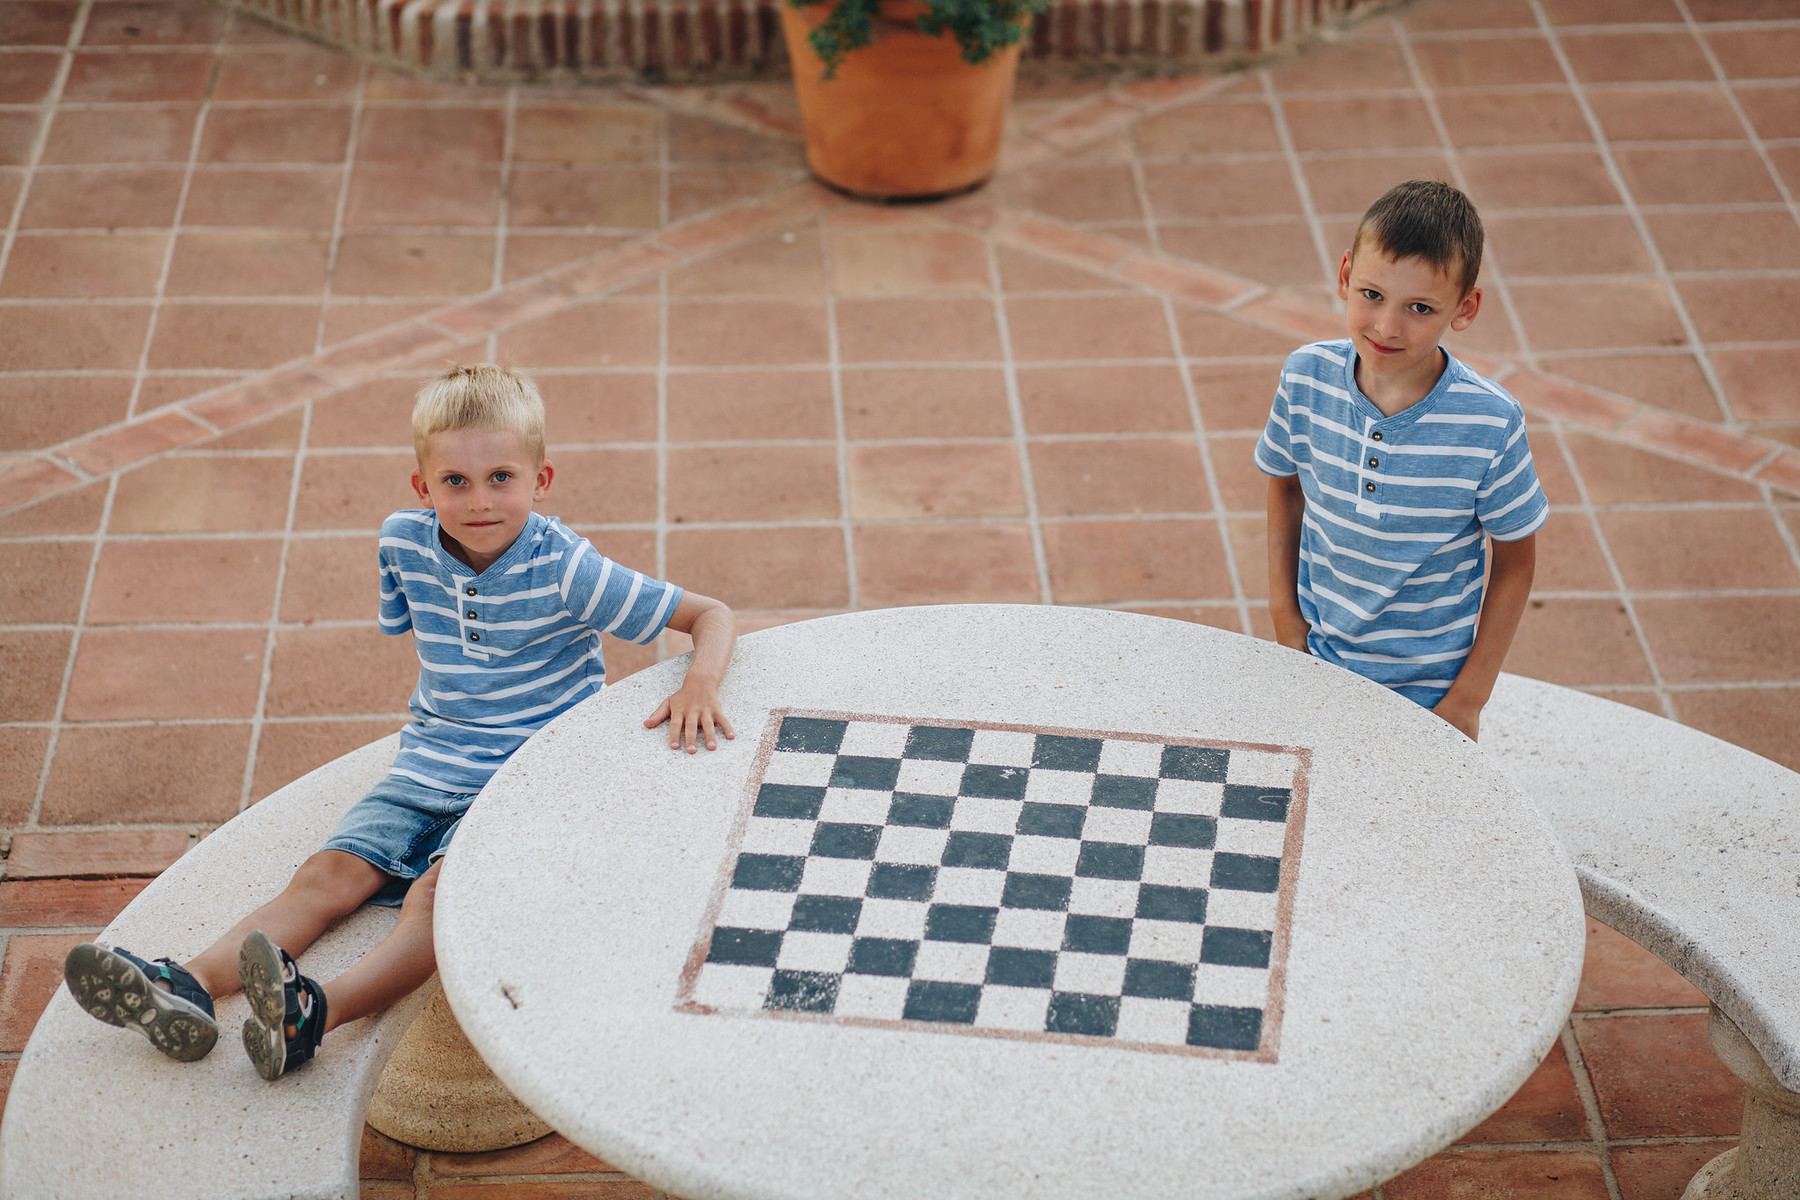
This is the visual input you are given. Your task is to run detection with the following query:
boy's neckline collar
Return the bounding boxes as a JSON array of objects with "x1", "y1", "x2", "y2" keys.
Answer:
[
  {"x1": 429, "y1": 510, "x2": 544, "y2": 579},
  {"x1": 1343, "y1": 342, "x2": 1461, "y2": 428}
]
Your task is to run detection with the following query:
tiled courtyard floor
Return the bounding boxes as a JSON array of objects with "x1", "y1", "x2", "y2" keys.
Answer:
[{"x1": 0, "y1": 0, "x2": 1795, "y2": 1195}]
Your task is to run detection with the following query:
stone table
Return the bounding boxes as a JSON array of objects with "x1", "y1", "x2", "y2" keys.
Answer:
[{"x1": 434, "y1": 606, "x2": 1584, "y2": 1200}]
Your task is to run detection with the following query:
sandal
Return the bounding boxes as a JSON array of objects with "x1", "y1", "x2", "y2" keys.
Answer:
[{"x1": 237, "y1": 930, "x2": 328, "y2": 1081}]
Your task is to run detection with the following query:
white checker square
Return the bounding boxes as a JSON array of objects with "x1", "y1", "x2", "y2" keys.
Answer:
[
  {"x1": 1214, "y1": 816, "x2": 1288, "y2": 858},
  {"x1": 1140, "y1": 845, "x2": 1212, "y2": 889},
  {"x1": 800, "y1": 856, "x2": 873, "y2": 896},
  {"x1": 934, "y1": 866, "x2": 1007, "y2": 906},
  {"x1": 1128, "y1": 918, "x2": 1205, "y2": 963},
  {"x1": 715, "y1": 888, "x2": 795, "y2": 931},
  {"x1": 913, "y1": 940, "x2": 989, "y2": 984},
  {"x1": 761, "y1": 752, "x2": 835, "y2": 787},
  {"x1": 967, "y1": 729, "x2": 1036, "y2": 767},
  {"x1": 950, "y1": 797, "x2": 1023, "y2": 834},
  {"x1": 836, "y1": 720, "x2": 910, "y2": 758},
  {"x1": 1204, "y1": 886, "x2": 1280, "y2": 931},
  {"x1": 818, "y1": 788, "x2": 891, "y2": 826},
  {"x1": 876, "y1": 825, "x2": 950, "y2": 865},
  {"x1": 834, "y1": 973, "x2": 909, "y2": 1021},
  {"x1": 1082, "y1": 806, "x2": 1152, "y2": 844},
  {"x1": 1226, "y1": 749, "x2": 1300, "y2": 790},
  {"x1": 1054, "y1": 952, "x2": 1127, "y2": 996},
  {"x1": 776, "y1": 931, "x2": 853, "y2": 974},
  {"x1": 856, "y1": 897, "x2": 929, "y2": 940},
  {"x1": 1190, "y1": 962, "x2": 1272, "y2": 1008},
  {"x1": 690, "y1": 963, "x2": 772, "y2": 1010},
  {"x1": 740, "y1": 815, "x2": 815, "y2": 857},
  {"x1": 1098, "y1": 738, "x2": 1162, "y2": 778},
  {"x1": 895, "y1": 758, "x2": 964, "y2": 795},
  {"x1": 977, "y1": 985, "x2": 1053, "y2": 1031},
  {"x1": 1067, "y1": 877, "x2": 1139, "y2": 918},
  {"x1": 990, "y1": 907, "x2": 1066, "y2": 951},
  {"x1": 1008, "y1": 834, "x2": 1080, "y2": 876},
  {"x1": 1114, "y1": 996, "x2": 1191, "y2": 1046},
  {"x1": 1023, "y1": 771, "x2": 1092, "y2": 807},
  {"x1": 1152, "y1": 778, "x2": 1225, "y2": 815}
]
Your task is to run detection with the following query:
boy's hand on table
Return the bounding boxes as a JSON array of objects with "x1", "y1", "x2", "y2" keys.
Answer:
[
  {"x1": 1431, "y1": 690, "x2": 1481, "y2": 741},
  {"x1": 646, "y1": 676, "x2": 735, "y2": 754},
  {"x1": 1271, "y1": 611, "x2": 1312, "y2": 654}
]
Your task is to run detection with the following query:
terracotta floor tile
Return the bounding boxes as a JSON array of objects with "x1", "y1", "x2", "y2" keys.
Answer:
[
  {"x1": 996, "y1": 163, "x2": 1144, "y2": 224},
  {"x1": 511, "y1": 105, "x2": 658, "y2": 166},
  {"x1": 1600, "y1": 508, "x2": 1800, "y2": 591},
  {"x1": 1677, "y1": 277, "x2": 1800, "y2": 345},
  {"x1": 148, "y1": 301, "x2": 319, "y2": 369},
  {"x1": 1758, "y1": 144, "x2": 1800, "y2": 194},
  {"x1": 854, "y1": 523, "x2": 1040, "y2": 607},
  {"x1": 39, "y1": 722, "x2": 251, "y2": 823},
  {"x1": 1268, "y1": 36, "x2": 1411, "y2": 92},
  {"x1": 0, "y1": 113, "x2": 43, "y2": 167},
  {"x1": 0, "y1": 375, "x2": 132, "y2": 451},
  {"x1": 1015, "y1": 365, "x2": 1191, "y2": 435},
  {"x1": 1575, "y1": 1012, "x2": 1743, "y2": 1138},
  {"x1": 107, "y1": 455, "x2": 288, "y2": 532},
  {"x1": 292, "y1": 451, "x2": 420, "y2": 531},
  {"x1": 1534, "y1": 512, "x2": 1616, "y2": 592},
  {"x1": 164, "y1": 231, "x2": 332, "y2": 296},
  {"x1": 668, "y1": 111, "x2": 793, "y2": 163},
  {"x1": 0, "y1": 630, "x2": 72, "y2": 722},
  {"x1": 200, "y1": 105, "x2": 351, "y2": 163},
  {"x1": 1132, "y1": 100, "x2": 1284, "y2": 157},
  {"x1": 344, "y1": 164, "x2": 503, "y2": 228},
  {"x1": 497, "y1": 300, "x2": 660, "y2": 369},
  {"x1": 835, "y1": 297, "x2": 1001, "y2": 364},
  {"x1": 1, "y1": 534, "x2": 91, "y2": 621},
  {"x1": 1280, "y1": 95, "x2": 1441, "y2": 153},
  {"x1": 1702, "y1": 27, "x2": 1800, "y2": 80},
  {"x1": 1006, "y1": 294, "x2": 1174, "y2": 362},
  {"x1": 1189, "y1": 361, "x2": 1283, "y2": 433},
  {"x1": 1156, "y1": 219, "x2": 1325, "y2": 288},
  {"x1": 827, "y1": 227, "x2": 989, "y2": 297},
  {"x1": 1384, "y1": 1149, "x2": 1610, "y2": 1200},
  {"x1": 355, "y1": 106, "x2": 504, "y2": 163},
  {"x1": 1611, "y1": 1142, "x2": 1734, "y2": 1200},
  {"x1": 430, "y1": 1132, "x2": 621, "y2": 1177},
  {"x1": 40, "y1": 104, "x2": 200, "y2": 165},
  {"x1": 1434, "y1": 90, "x2": 1593, "y2": 149},
  {"x1": 425, "y1": 1181, "x2": 657, "y2": 1199},
  {"x1": 0, "y1": 933, "x2": 89, "y2": 1053},
  {"x1": 1507, "y1": 597, "x2": 1654, "y2": 686},
  {"x1": 181, "y1": 166, "x2": 344, "y2": 227},
  {"x1": 666, "y1": 445, "x2": 837, "y2": 523},
  {"x1": 356, "y1": 1127, "x2": 417, "y2": 1182},
  {"x1": 0, "y1": 726, "x2": 48, "y2": 822},
  {"x1": 1509, "y1": 279, "x2": 1686, "y2": 352},
  {"x1": 841, "y1": 368, "x2": 1012, "y2": 439},
  {"x1": 82, "y1": 0, "x2": 222, "y2": 45},
  {"x1": 504, "y1": 167, "x2": 660, "y2": 229},
  {"x1": 1, "y1": 231, "x2": 169, "y2": 298},
  {"x1": 666, "y1": 165, "x2": 799, "y2": 221},
  {"x1": 1140, "y1": 159, "x2": 1304, "y2": 221},
  {"x1": 0, "y1": 877, "x2": 150, "y2": 927},
  {"x1": 361, "y1": 67, "x2": 477, "y2": 101},
  {"x1": 1540, "y1": 354, "x2": 1722, "y2": 423},
  {"x1": 1635, "y1": 595, "x2": 1800, "y2": 684},
  {"x1": 265, "y1": 625, "x2": 418, "y2": 717},
  {"x1": 1671, "y1": 686, "x2": 1800, "y2": 772},
  {"x1": 1525, "y1": 433, "x2": 1582, "y2": 507},
  {"x1": 1544, "y1": 0, "x2": 1682, "y2": 21},
  {"x1": 1176, "y1": 309, "x2": 1310, "y2": 358},
  {"x1": 300, "y1": 377, "x2": 414, "y2": 448},
  {"x1": 62, "y1": 49, "x2": 215, "y2": 102},
  {"x1": 1042, "y1": 517, "x2": 1230, "y2": 603},
  {"x1": 1487, "y1": 213, "x2": 1654, "y2": 279},
  {"x1": 1586, "y1": 85, "x2": 1747, "y2": 143},
  {"x1": 19, "y1": 165, "x2": 185, "y2": 229},
  {"x1": 0, "y1": 51, "x2": 61, "y2": 103},
  {"x1": 1301, "y1": 153, "x2": 1454, "y2": 218},
  {"x1": 1578, "y1": 916, "x2": 1708, "y2": 1011},
  {"x1": 664, "y1": 526, "x2": 848, "y2": 609},
  {"x1": 0, "y1": 301, "x2": 155, "y2": 371},
  {"x1": 0, "y1": 1, "x2": 80, "y2": 45},
  {"x1": 540, "y1": 374, "x2": 659, "y2": 444},
  {"x1": 1560, "y1": 31, "x2": 1714, "y2": 84},
  {"x1": 199, "y1": 408, "x2": 304, "y2": 451},
  {"x1": 501, "y1": 234, "x2": 631, "y2": 282},
  {"x1": 64, "y1": 626, "x2": 266, "y2": 720},
  {"x1": 1734, "y1": 83, "x2": 1800, "y2": 141},
  {"x1": 1458, "y1": 1040, "x2": 1587, "y2": 1143},
  {"x1": 212, "y1": 43, "x2": 360, "y2": 101},
  {"x1": 1404, "y1": 0, "x2": 1538, "y2": 27},
  {"x1": 848, "y1": 443, "x2": 1024, "y2": 519},
  {"x1": 668, "y1": 369, "x2": 834, "y2": 442},
  {"x1": 1562, "y1": 432, "x2": 1763, "y2": 504},
  {"x1": 1616, "y1": 145, "x2": 1782, "y2": 206},
  {"x1": 87, "y1": 536, "x2": 281, "y2": 624},
  {"x1": 664, "y1": 298, "x2": 828, "y2": 367},
  {"x1": 1208, "y1": 435, "x2": 1265, "y2": 512},
  {"x1": 1030, "y1": 438, "x2": 1209, "y2": 516},
  {"x1": 666, "y1": 231, "x2": 825, "y2": 297},
  {"x1": 280, "y1": 535, "x2": 376, "y2": 623},
  {"x1": 331, "y1": 233, "x2": 495, "y2": 298},
  {"x1": 251, "y1": 719, "x2": 403, "y2": 801},
  {"x1": 1461, "y1": 149, "x2": 1625, "y2": 212},
  {"x1": 1411, "y1": 35, "x2": 1566, "y2": 89}
]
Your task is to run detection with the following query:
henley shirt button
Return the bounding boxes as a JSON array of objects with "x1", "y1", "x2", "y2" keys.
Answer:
[
  {"x1": 466, "y1": 610, "x2": 477, "y2": 620},
  {"x1": 469, "y1": 631, "x2": 481, "y2": 642},
  {"x1": 465, "y1": 586, "x2": 477, "y2": 596},
  {"x1": 1369, "y1": 457, "x2": 1379, "y2": 468},
  {"x1": 1365, "y1": 482, "x2": 1376, "y2": 493},
  {"x1": 1372, "y1": 431, "x2": 1383, "y2": 441}
]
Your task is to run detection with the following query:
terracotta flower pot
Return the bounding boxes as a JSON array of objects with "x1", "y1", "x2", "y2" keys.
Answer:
[{"x1": 780, "y1": 0, "x2": 1026, "y2": 201}]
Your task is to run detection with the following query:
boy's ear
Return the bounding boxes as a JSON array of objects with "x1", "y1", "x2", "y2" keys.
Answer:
[
  {"x1": 1336, "y1": 250, "x2": 1354, "y2": 300},
  {"x1": 1450, "y1": 284, "x2": 1482, "y2": 332},
  {"x1": 410, "y1": 469, "x2": 431, "y2": 505},
  {"x1": 532, "y1": 459, "x2": 555, "y2": 503}
]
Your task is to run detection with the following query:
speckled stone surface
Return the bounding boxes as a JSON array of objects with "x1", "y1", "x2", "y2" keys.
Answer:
[
  {"x1": 0, "y1": 735, "x2": 431, "y2": 1200},
  {"x1": 436, "y1": 606, "x2": 1585, "y2": 1200},
  {"x1": 1486, "y1": 674, "x2": 1800, "y2": 1092}
]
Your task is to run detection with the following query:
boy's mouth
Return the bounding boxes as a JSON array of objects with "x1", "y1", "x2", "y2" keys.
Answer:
[{"x1": 1367, "y1": 338, "x2": 1404, "y2": 355}]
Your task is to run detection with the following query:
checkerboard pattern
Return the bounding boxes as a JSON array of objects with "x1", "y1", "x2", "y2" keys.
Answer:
[{"x1": 679, "y1": 713, "x2": 1307, "y2": 1056}]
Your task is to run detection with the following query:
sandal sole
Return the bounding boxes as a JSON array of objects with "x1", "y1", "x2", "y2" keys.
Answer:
[
  {"x1": 63, "y1": 943, "x2": 218, "y2": 1062},
  {"x1": 237, "y1": 931, "x2": 291, "y2": 1081}
]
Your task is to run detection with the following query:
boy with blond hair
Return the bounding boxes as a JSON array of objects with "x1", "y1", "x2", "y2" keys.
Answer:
[
  {"x1": 1258, "y1": 180, "x2": 1545, "y2": 741},
  {"x1": 65, "y1": 363, "x2": 737, "y2": 1079}
]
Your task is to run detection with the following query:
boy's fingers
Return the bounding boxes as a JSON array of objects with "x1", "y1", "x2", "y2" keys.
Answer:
[
  {"x1": 702, "y1": 711, "x2": 717, "y2": 751},
  {"x1": 717, "y1": 712, "x2": 736, "y2": 739},
  {"x1": 645, "y1": 699, "x2": 670, "y2": 730},
  {"x1": 685, "y1": 710, "x2": 700, "y2": 754}
]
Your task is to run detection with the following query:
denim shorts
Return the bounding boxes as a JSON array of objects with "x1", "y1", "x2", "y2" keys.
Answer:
[{"x1": 321, "y1": 775, "x2": 478, "y2": 907}]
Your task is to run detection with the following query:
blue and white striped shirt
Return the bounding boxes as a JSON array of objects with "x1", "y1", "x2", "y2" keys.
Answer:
[
  {"x1": 378, "y1": 509, "x2": 683, "y2": 792},
  {"x1": 1253, "y1": 339, "x2": 1548, "y2": 707}
]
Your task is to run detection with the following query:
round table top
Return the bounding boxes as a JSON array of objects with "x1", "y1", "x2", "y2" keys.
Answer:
[{"x1": 435, "y1": 606, "x2": 1584, "y2": 1200}]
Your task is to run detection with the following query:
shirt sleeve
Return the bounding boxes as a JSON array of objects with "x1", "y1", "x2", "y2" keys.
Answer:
[
  {"x1": 376, "y1": 535, "x2": 413, "y2": 635},
  {"x1": 560, "y1": 540, "x2": 685, "y2": 646},
  {"x1": 1253, "y1": 367, "x2": 1299, "y2": 478},
  {"x1": 1475, "y1": 410, "x2": 1549, "y2": 541}
]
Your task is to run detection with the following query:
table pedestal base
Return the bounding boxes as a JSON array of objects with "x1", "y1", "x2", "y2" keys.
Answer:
[
  {"x1": 368, "y1": 986, "x2": 553, "y2": 1152},
  {"x1": 1681, "y1": 1007, "x2": 1800, "y2": 1200}
]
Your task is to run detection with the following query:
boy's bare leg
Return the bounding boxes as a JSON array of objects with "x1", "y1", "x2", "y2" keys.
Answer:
[
  {"x1": 180, "y1": 850, "x2": 389, "y2": 999},
  {"x1": 316, "y1": 860, "x2": 441, "y2": 1033}
]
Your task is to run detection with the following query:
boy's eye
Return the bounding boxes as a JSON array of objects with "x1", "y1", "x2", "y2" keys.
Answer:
[
  {"x1": 444, "y1": 474, "x2": 466, "y2": 487},
  {"x1": 1361, "y1": 289, "x2": 1382, "y2": 301},
  {"x1": 492, "y1": 471, "x2": 511, "y2": 484},
  {"x1": 1409, "y1": 302, "x2": 1434, "y2": 315}
]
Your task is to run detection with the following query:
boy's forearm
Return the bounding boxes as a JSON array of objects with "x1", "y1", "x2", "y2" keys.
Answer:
[
  {"x1": 682, "y1": 599, "x2": 736, "y2": 684},
  {"x1": 1444, "y1": 534, "x2": 1536, "y2": 707},
  {"x1": 1266, "y1": 476, "x2": 1309, "y2": 649}
]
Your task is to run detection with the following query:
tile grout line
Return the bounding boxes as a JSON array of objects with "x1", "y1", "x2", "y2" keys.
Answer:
[
  {"x1": 1165, "y1": 302, "x2": 1252, "y2": 636},
  {"x1": 1259, "y1": 67, "x2": 1340, "y2": 290},
  {"x1": 491, "y1": 80, "x2": 519, "y2": 297},
  {"x1": 310, "y1": 59, "x2": 371, "y2": 356},
  {"x1": 1560, "y1": 1019, "x2": 1626, "y2": 1200},
  {"x1": 816, "y1": 217, "x2": 858, "y2": 611},
  {"x1": 0, "y1": 0, "x2": 89, "y2": 291},
  {"x1": 983, "y1": 237, "x2": 1055, "y2": 606},
  {"x1": 653, "y1": 126, "x2": 671, "y2": 654}
]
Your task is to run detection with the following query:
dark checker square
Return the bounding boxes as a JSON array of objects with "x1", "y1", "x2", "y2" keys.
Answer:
[
  {"x1": 847, "y1": 937, "x2": 918, "y2": 977},
  {"x1": 790, "y1": 894, "x2": 862, "y2": 934},
  {"x1": 1161, "y1": 745, "x2": 1229, "y2": 782},
  {"x1": 1221, "y1": 784, "x2": 1292, "y2": 823},
  {"x1": 925, "y1": 904, "x2": 998, "y2": 944},
  {"x1": 732, "y1": 853, "x2": 804, "y2": 893},
  {"x1": 812, "y1": 822, "x2": 883, "y2": 860},
  {"x1": 904, "y1": 725, "x2": 975, "y2": 762},
  {"x1": 943, "y1": 830, "x2": 1012, "y2": 869},
  {"x1": 1047, "y1": 992, "x2": 1120, "y2": 1037},
  {"x1": 830, "y1": 756, "x2": 902, "y2": 790},
  {"x1": 1136, "y1": 883, "x2": 1207, "y2": 924},
  {"x1": 1211, "y1": 852, "x2": 1281, "y2": 893},
  {"x1": 754, "y1": 783, "x2": 825, "y2": 820},
  {"x1": 1201, "y1": 926, "x2": 1273, "y2": 969},
  {"x1": 1148, "y1": 812, "x2": 1215, "y2": 849},
  {"x1": 1017, "y1": 802, "x2": 1085, "y2": 839},
  {"x1": 1063, "y1": 914, "x2": 1133, "y2": 956},
  {"x1": 889, "y1": 793, "x2": 954, "y2": 828},
  {"x1": 1188, "y1": 1004, "x2": 1263, "y2": 1051},
  {"x1": 708, "y1": 927, "x2": 782, "y2": 967},
  {"x1": 778, "y1": 716, "x2": 846, "y2": 754},
  {"x1": 961, "y1": 764, "x2": 1030, "y2": 800},
  {"x1": 1076, "y1": 841, "x2": 1144, "y2": 881},
  {"x1": 904, "y1": 980, "x2": 982, "y2": 1024},
  {"x1": 987, "y1": 946, "x2": 1057, "y2": 989},
  {"x1": 1032, "y1": 735, "x2": 1102, "y2": 772},
  {"x1": 1123, "y1": 959, "x2": 1196, "y2": 1001},
  {"x1": 765, "y1": 970, "x2": 838, "y2": 1013},
  {"x1": 867, "y1": 863, "x2": 936, "y2": 901},
  {"x1": 1090, "y1": 775, "x2": 1157, "y2": 810},
  {"x1": 1002, "y1": 872, "x2": 1073, "y2": 911}
]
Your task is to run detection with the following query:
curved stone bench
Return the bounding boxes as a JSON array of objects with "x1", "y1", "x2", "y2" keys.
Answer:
[
  {"x1": 1484, "y1": 674, "x2": 1800, "y2": 1200},
  {"x1": 0, "y1": 734, "x2": 546, "y2": 1200}
]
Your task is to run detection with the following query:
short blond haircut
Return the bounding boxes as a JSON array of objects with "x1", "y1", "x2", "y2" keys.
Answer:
[{"x1": 412, "y1": 363, "x2": 547, "y2": 466}]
